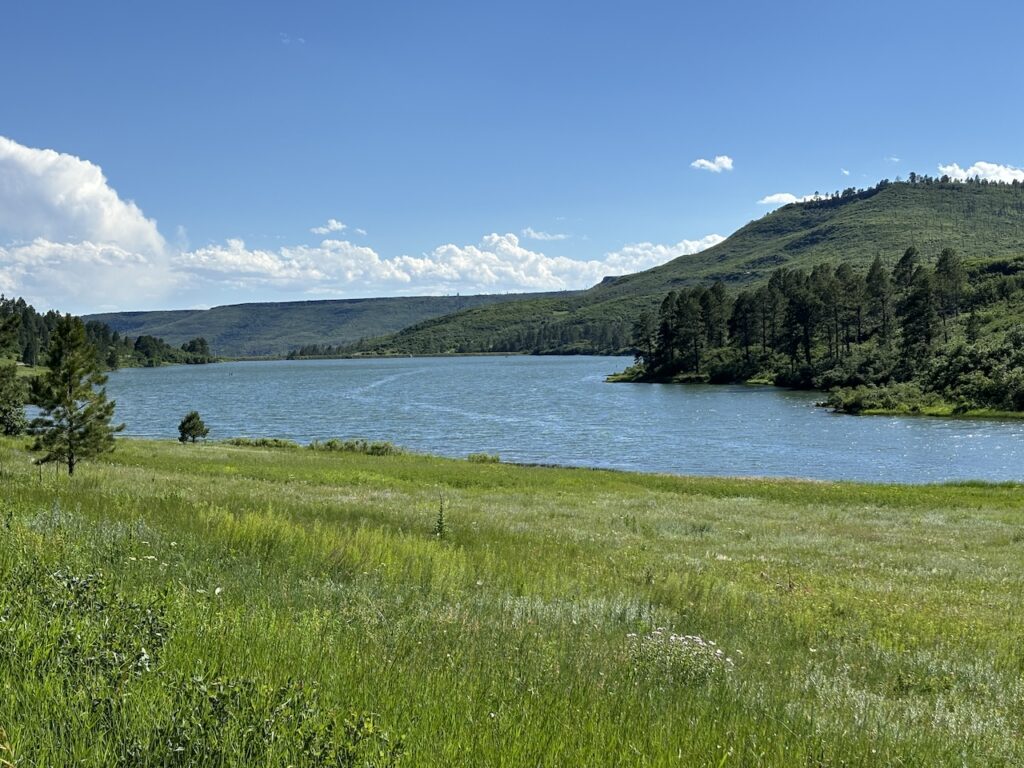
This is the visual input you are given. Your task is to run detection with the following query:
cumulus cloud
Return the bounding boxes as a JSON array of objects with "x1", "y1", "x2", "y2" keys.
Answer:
[
  {"x1": 0, "y1": 135, "x2": 175, "y2": 312},
  {"x1": 0, "y1": 136, "x2": 166, "y2": 254},
  {"x1": 175, "y1": 232, "x2": 725, "y2": 297},
  {"x1": 522, "y1": 227, "x2": 569, "y2": 241},
  {"x1": 0, "y1": 134, "x2": 725, "y2": 310},
  {"x1": 690, "y1": 155, "x2": 733, "y2": 173},
  {"x1": 310, "y1": 218, "x2": 347, "y2": 235},
  {"x1": 757, "y1": 192, "x2": 823, "y2": 207},
  {"x1": 937, "y1": 160, "x2": 1024, "y2": 184}
]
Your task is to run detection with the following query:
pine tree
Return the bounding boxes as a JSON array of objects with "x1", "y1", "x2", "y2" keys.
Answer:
[
  {"x1": 865, "y1": 255, "x2": 894, "y2": 342},
  {"x1": 29, "y1": 315, "x2": 124, "y2": 476},
  {"x1": 0, "y1": 307, "x2": 26, "y2": 435},
  {"x1": 178, "y1": 410, "x2": 210, "y2": 443},
  {"x1": 0, "y1": 364, "x2": 26, "y2": 436},
  {"x1": 897, "y1": 267, "x2": 940, "y2": 367}
]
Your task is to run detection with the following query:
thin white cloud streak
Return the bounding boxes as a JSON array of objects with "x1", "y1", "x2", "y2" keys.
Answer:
[
  {"x1": 938, "y1": 160, "x2": 1024, "y2": 183},
  {"x1": 841, "y1": 168, "x2": 850, "y2": 176},
  {"x1": 310, "y1": 218, "x2": 347, "y2": 235},
  {"x1": 757, "y1": 192, "x2": 822, "y2": 206},
  {"x1": 690, "y1": 155, "x2": 733, "y2": 173},
  {"x1": 522, "y1": 227, "x2": 569, "y2": 241}
]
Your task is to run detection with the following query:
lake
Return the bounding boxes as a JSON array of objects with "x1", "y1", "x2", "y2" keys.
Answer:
[{"x1": 103, "y1": 356, "x2": 1024, "y2": 483}]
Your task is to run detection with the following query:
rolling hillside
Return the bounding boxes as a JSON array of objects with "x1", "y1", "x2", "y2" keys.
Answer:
[
  {"x1": 357, "y1": 179, "x2": 1024, "y2": 355},
  {"x1": 85, "y1": 293, "x2": 573, "y2": 357},
  {"x1": 86, "y1": 179, "x2": 1024, "y2": 358}
]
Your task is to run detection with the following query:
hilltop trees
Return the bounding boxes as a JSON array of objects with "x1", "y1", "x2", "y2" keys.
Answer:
[{"x1": 29, "y1": 315, "x2": 124, "y2": 476}]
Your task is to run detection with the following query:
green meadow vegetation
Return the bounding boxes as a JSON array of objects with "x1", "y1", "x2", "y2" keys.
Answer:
[{"x1": 2, "y1": 437, "x2": 1023, "y2": 765}]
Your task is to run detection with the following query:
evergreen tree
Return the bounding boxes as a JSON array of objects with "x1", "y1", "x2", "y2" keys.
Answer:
[
  {"x1": 0, "y1": 311, "x2": 26, "y2": 435},
  {"x1": 865, "y1": 255, "x2": 894, "y2": 342},
  {"x1": 729, "y1": 291, "x2": 758, "y2": 362},
  {"x1": 178, "y1": 410, "x2": 210, "y2": 443},
  {"x1": 700, "y1": 282, "x2": 729, "y2": 349},
  {"x1": 0, "y1": 364, "x2": 26, "y2": 436},
  {"x1": 29, "y1": 315, "x2": 124, "y2": 476},
  {"x1": 897, "y1": 267, "x2": 940, "y2": 367},
  {"x1": 654, "y1": 292, "x2": 678, "y2": 368},
  {"x1": 893, "y1": 246, "x2": 920, "y2": 295},
  {"x1": 835, "y1": 262, "x2": 866, "y2": 350},
  {"x1": 935, "y1": 247, "x2": 966, "y2": 341},
  {"x1": 674, "y1": 289, "x2": 704, "y2": 373},
  {"x1": 631, "y1": 310, "x2": 656, "y2": 365}
]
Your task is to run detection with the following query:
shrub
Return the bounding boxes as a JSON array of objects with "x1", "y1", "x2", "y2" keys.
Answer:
[
  {"x1": 467, "y1": 452, "x2": 500, "y2": 463},
  {"x1": 224, "y1": 437, "x2": 300, "y2": 449},
  {"x1": 308, "y1": 439, "x2": 403, "y2": 456}
]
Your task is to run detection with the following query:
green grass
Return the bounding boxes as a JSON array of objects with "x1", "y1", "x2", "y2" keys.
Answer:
[
  {"x1": 2, "y1": 437, "x2": 1024, "y2": 765},
  {"x1": 14, "y1": 364, "x2": 45, "y2": 379}
]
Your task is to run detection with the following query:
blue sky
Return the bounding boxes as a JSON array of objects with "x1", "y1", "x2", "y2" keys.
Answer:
[{"x1": 2, "y1": 0, "x2": 1023, "y2": 313}]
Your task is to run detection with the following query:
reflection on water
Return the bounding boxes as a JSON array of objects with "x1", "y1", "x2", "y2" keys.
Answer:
[{"x1": 104, "y1": 356, "x2": 1024, "y2": 483}]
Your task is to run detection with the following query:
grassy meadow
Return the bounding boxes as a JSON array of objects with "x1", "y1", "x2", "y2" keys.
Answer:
[{"x1": 1, "y1": 437, "x2": 1023, "y2": 765}]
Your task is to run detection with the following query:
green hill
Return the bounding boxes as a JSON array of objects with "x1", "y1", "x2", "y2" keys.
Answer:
[
  {"x1": 85, "y1": 293, "x2": 573, "y2": 357},
  {"x1": 357, "y1": 179, "x2": 1024, "y2": 355}
]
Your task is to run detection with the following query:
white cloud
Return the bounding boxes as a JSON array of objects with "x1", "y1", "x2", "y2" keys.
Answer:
[
  {"x1": 310, "y1": 218, "x2": 346, "y2": 235},
  {"x1": 176, "y1": 232, "x2": 725, "y2": 297},
  {"x1": 0, "y1": 135, "x2": 175, "y2": 312},
  {"x1": 0, "y1": 238, "x2": 174, "y2": 313},
  {"x1": 886, "y1": 156, "x2": 901, "y2": 163},
  {"x1": 937, "y1": 160, "x2": 1024, "y2": 184},
  {"x1": 0, "y1": 134, "x2": 725, "y2": 310},
  {"x1": 354, "y1": 228, "x2": 367, "y2": 236},
  {"x1": 841, "y1": 168, "x2": 850, "y2": 176},
  {"x1": 522, "y1": 227, "x2": 569, "y2": 241},
  {"x1": 598, "y1": 235, "x2": 725, "y2": 272},
  {"x1": 757, "y1": 192, "x2": 823, "y2": 207},
  {"x1": 690, "y1": 155, "x2": 733, "y2": 173},
  {"x1": 0, "y1": 136, "x2": 166, "y2": 254}
]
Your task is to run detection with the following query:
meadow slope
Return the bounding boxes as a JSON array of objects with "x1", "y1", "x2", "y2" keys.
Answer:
[{"x1": 1, "y1": 438, "x2": 1023, "y2": 765}]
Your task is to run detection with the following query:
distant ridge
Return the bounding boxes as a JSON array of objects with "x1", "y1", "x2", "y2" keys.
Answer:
[
  {"x1": 86, "y1": 293, "x2": 574, "y2": 357},
  {"x1": 89, "y1": 179, "x2": 1024, "y2": 358}
]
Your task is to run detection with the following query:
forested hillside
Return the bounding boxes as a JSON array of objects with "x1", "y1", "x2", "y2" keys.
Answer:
[
  {"x1": 0, "y1": 296, "x2": 214, "y2": 370},
  {"x1": 356, "y1": 177, "x2": 1024, "y2": 356},
  {"x1": 87, "y1": 293, "x2": 573, "y2": 358},
  {"x1": 616, "y1": 247, "x2": 1024, "y2": 414}
]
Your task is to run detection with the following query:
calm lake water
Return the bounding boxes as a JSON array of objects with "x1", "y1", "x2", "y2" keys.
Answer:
[{"x1": 104, "y1": 356, "x2": 1024, "y2": 483}]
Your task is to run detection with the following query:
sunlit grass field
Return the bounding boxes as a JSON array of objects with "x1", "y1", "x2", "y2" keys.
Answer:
[{"x1": 1, "y1": 437, "x2": 1022, "y2": 765}]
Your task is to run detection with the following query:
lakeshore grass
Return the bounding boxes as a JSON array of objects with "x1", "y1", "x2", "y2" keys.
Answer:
[{"x1": 1, "y1": 437, "x2": 1023, "y2": 765}]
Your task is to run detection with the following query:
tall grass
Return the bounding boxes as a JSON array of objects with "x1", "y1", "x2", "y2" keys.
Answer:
[{"x1": 1, "y1": 436, "x2": 1022, "y2": 765}]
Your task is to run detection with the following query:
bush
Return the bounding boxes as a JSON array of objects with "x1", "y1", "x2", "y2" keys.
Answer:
[
  {"x1": 308, "y1": 439, "x2": 403, "y2": 456},
  {"x1": 224, "y1": 437, "x2": 300, "y2": 449}
]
